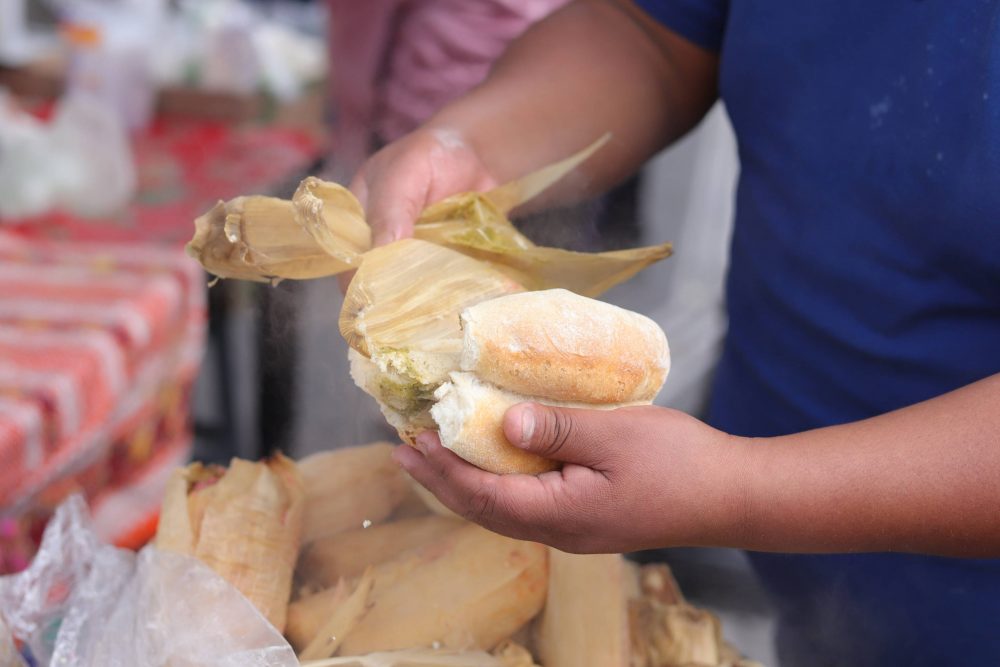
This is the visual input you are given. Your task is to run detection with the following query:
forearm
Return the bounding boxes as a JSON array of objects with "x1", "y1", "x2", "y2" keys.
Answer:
[
  {"x1": 736, "y1": 373, "x2": 1000, "y2": 557},
  {"x1": 426, "y1": 0, "x2": 719, "y2": 195}
]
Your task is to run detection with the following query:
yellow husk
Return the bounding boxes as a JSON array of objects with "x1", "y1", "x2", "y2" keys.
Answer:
[
  {"x1": 298, "y1": 516, "x2": 464, "y2": 589},
  {"x1": 339, "y1": 239, "x2": 524, "y2": 365},
  {"x1": 297, "y1": 443, "x2": 412, "y2": 544},
  {"x1": 288, "y1": 524, "x2": 548, "y2": 656},
  {"x1": 155, "y1": 454, "x2": 304, "y2": 633},
  {"x1": 535, "y1": 550, "x2": 631, "y2": 667},
  {"x1": 300, "y1": 650, "x2": 506, "y2": 667},
  {"x1": 186, "y1": 137, "x2": 671, "y2": 298},
  {"x1": 299, "y1": 568, "x2": 377, "y2": 661},
  {"x1": 186, "y1": 196, "x2": 359, "y2": 282}
]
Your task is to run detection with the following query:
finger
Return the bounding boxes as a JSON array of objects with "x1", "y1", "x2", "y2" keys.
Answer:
[
  {"x1": 396, "y1": 434, "x2": 558, "y2": 540},
  {"x1": 503, "y1": 403, "x2": 617, "y2": 469},
  {"x1": 336, "y1": 270, "x2": 355, "y2": 295},
  {"x1": 348, "y1": 167, "x2": 369, "y2": 210},
  {"x1": 364, "y1": 169, "x2": 425, "y2": 247}
]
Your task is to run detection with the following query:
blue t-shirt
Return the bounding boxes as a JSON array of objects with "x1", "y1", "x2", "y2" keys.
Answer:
[{"x1": 635, "y1": 1, "x2": 1000, "y2": 665}]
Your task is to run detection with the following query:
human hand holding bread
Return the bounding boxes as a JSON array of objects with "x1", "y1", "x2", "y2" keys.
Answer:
[
  {"x1": 352, "y1": 284, "x2": 745, "y2": 554},
  {"x1": 395, "y1": 403, "x2": 748, "y2": 554}
]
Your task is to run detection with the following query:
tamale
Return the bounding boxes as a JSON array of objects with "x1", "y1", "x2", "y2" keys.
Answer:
[
  {"x1": 641, "y1": 603, "x2": 722, "y2": 667},
  {"x1": 299, "y1": 569, "x2": 377, "y2": 661},
  {"x1": 155, "y1": 454, "x2": 304, "y2": 633},
  {"x1": 535, "y1": 550, "x2": 631, "y2": 667},
  {"x1": 298, "y1": 443, "x2": 411, "y2": 544},
  {"x1": 299, "y1": 650, "x2": 506, "y2": 667},
  {"x1": 289, "y1": 524, "x2": 548, "y2": 656},
  {"x1": 298, "y1": 516, "x2": 464, "y2": 588}
]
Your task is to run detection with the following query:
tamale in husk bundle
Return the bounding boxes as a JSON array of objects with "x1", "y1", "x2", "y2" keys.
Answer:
[
  {"x1": 286, "y1": 523, "x2": 548, "y2": 657},
  {"x1": 298, "y1": 515, "x2": 464, "y2": 588},
  {"x1": 155, "y1": 454, "x2": 304, "y2": 632},
  {"x1": 297, "y1": 442, "x2": 413, "y2": 544}
]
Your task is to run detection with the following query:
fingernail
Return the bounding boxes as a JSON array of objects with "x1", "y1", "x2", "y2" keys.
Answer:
[
  {"x1": 373, "y1": 230, "x2": 398, "y2": 247},
  {"x1": 415, "y1": 432, "x2": 434, "y2": 455},
  {"x1": 519, "y1": 409, "x2": 535, "y2": 447}
]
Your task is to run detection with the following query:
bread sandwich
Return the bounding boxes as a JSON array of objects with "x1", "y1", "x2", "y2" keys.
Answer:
[{"x1": 350, "y1": 288, "x2": 670, "y2": 474}]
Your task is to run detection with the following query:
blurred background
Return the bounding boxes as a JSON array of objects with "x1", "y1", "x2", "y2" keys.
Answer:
[{"x1": 0, "y1": 0, "x2": 773, "y2": 662}]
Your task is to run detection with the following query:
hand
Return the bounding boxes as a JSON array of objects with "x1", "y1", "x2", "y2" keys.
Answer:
[
  {"x1": 351, "y1": 127, "x2": 499, "y2": 247},
  {"x1": 394, "y1": 402, "x2": 752, "y2": 554}
]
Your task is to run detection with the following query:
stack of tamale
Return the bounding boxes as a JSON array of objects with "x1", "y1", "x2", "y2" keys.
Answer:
[{"x1": 154, "y1": 444, "x2": 764, "y2": 666}]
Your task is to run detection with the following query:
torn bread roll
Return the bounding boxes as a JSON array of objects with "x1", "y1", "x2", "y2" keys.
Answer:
[
  {"x1": 431, "y1": 372, "x2": 631, "y2": 475},
  {"x1": 350, "y1": 288, "x2": 670, "y2": 474}
]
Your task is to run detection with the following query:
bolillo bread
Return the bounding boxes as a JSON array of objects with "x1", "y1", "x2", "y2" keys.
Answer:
[
  {"x1": 460, "y1": 289, "x2": 670, "y2": 404},
  {"x1": 350, "y1": 288, "x2": 670, "y2": 474}
]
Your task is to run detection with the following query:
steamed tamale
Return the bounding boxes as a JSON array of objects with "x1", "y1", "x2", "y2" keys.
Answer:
[
  {"x1": 535, "y1": 551, "x2": 631, "y2": 667},
  {"x1": 298, "y1": 516, "x2": 463, "y2": 588},
  {"x1": 287, "y1": 524, "x2": 548, "y2": 656},
  {"x1": 298, "y1": 443, "x2": 411, "y2": 544},
  {"x1": 156, "y1": 454, "x2": 304, "y2": 632}
]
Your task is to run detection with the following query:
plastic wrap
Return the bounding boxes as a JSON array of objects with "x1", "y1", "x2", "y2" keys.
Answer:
[{"x1": 0, "y1": 495, "x2": 298, "y2": 667}]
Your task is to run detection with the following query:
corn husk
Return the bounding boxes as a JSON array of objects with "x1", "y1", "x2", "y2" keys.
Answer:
[
  {"x1": 288, "y1": 524, "x2": 548, "y2": 656},
  {"x1": 637, "y1": 602, "x2": 722, "y2": 667},
  {"x1": 298, "y1": 443, "x2": 411, "y2": 544},
  {"x1": 155, "y1": 454, "x2": 304, "y2": 633},
  {"x1": 299, "y1": 569, "x2": 377, "y2": 661},
  {"x1": 301, "y1": 650, "x2": 505, "y2": 667},
  {"x1": 186, "y1": 195, "x2": 363, "y2": 283},
  {"x1": 298, "y1": 516, "x2": 464, "y2": 589},
  {"x1": 535, "y1": 550, "x2": 631, "y2": 667},
  {"x1": 339, "y1": 239, "x2": 524, "y2": 371},
  {"x1": 640, "y1": 564, "x2": 686, "y2": 606},
  {"x1": 186, "y1": 138, "x2": 671, "y2": 298},
  {"x1": 491, "y1": 641, "x2": 540, "y2": 667}
]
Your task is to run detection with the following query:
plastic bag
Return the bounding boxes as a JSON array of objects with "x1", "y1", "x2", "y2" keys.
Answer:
[{"x1": 0, "y1": 495, "x2": 298, "y2": 667}]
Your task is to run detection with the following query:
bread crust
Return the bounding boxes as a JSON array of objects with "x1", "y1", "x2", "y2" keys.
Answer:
[
  {"x1": 460, "y1": 289, "x2": 669, "y2": 404},
  {"x1": 431, "y1": 373, "x2": 560, "y2": 475}
]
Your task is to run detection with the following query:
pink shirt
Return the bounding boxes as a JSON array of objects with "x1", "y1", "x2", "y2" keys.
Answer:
[{"x1": 327, "y1": 0, "x2": 570, "y2": 176}]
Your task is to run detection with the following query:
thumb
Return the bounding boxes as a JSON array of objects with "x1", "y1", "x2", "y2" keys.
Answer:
[{"x1": 503, "y1": 402, "x2": 614, "y2": 469}]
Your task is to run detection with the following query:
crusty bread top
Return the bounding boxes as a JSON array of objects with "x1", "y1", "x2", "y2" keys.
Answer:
[{"x1": 460, "y1": 289, "x2": 669, "y2": 404}]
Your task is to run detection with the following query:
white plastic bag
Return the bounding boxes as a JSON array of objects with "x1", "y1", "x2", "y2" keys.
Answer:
[{"x1": 0, "y1": 496, "x2": 298, "y2": 667}]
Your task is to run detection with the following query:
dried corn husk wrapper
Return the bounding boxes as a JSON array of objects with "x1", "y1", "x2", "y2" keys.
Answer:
[
  {"x1": 297, "y1": 443, "x2": 413, "y2": 544},
  {"x1": 301, "y1": 650, "x2": 508, "y2": 666},
  {"x1": 287, "y1": 524, "x2": 548, "y2": 656},
  {"x1": 339, "y1": 239, "x2": 524, "y2": 378},
  {"x1": 155, "y1": 454, "x2": 304, "y2": 633},
  {"x1": 185, "y1": 137, "x2": 672, "y2": 296},
  {"x1": 298, "y1": 515, "x2": 463, "y2": 589}
]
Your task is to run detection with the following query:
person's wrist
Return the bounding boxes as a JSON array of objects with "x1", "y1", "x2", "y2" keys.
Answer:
[{"x1": 707, "y1": 433, "x2": 766, "y2": 549}]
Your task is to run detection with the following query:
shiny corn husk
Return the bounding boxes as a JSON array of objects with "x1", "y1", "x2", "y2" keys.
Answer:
[
  {"x1": 155, "y1": 454, "x2": 304, "y2": 633},
  {"x1": 186, "y1": 195, "x2": 363, "y2": 283},
  {"x1": 535, "y1": 551, "x2": 631, "y2": 667},
  {"x1": 339, "y1": 239, "x2": 523, "y2": 373},
  {"x1": 297, "y1": 443, "x2": 412, "y2": 544},
  {"x1": 288, "y1": 524, "x2": 548, "y2": 656},
  {"x1": 413, "y1": 136, "x2": 671, "y2": 297},
  {"x1": 186, "y1": 137, "x2": 671, "y2": 297},
  {"x1": 298, "y1": 515, "x2": 463, "y2": 589}
]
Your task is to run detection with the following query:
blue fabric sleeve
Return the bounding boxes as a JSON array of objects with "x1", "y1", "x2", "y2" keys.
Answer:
[{"x1": 633, "y1": 0, "x2": 728, "y2": 51}]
